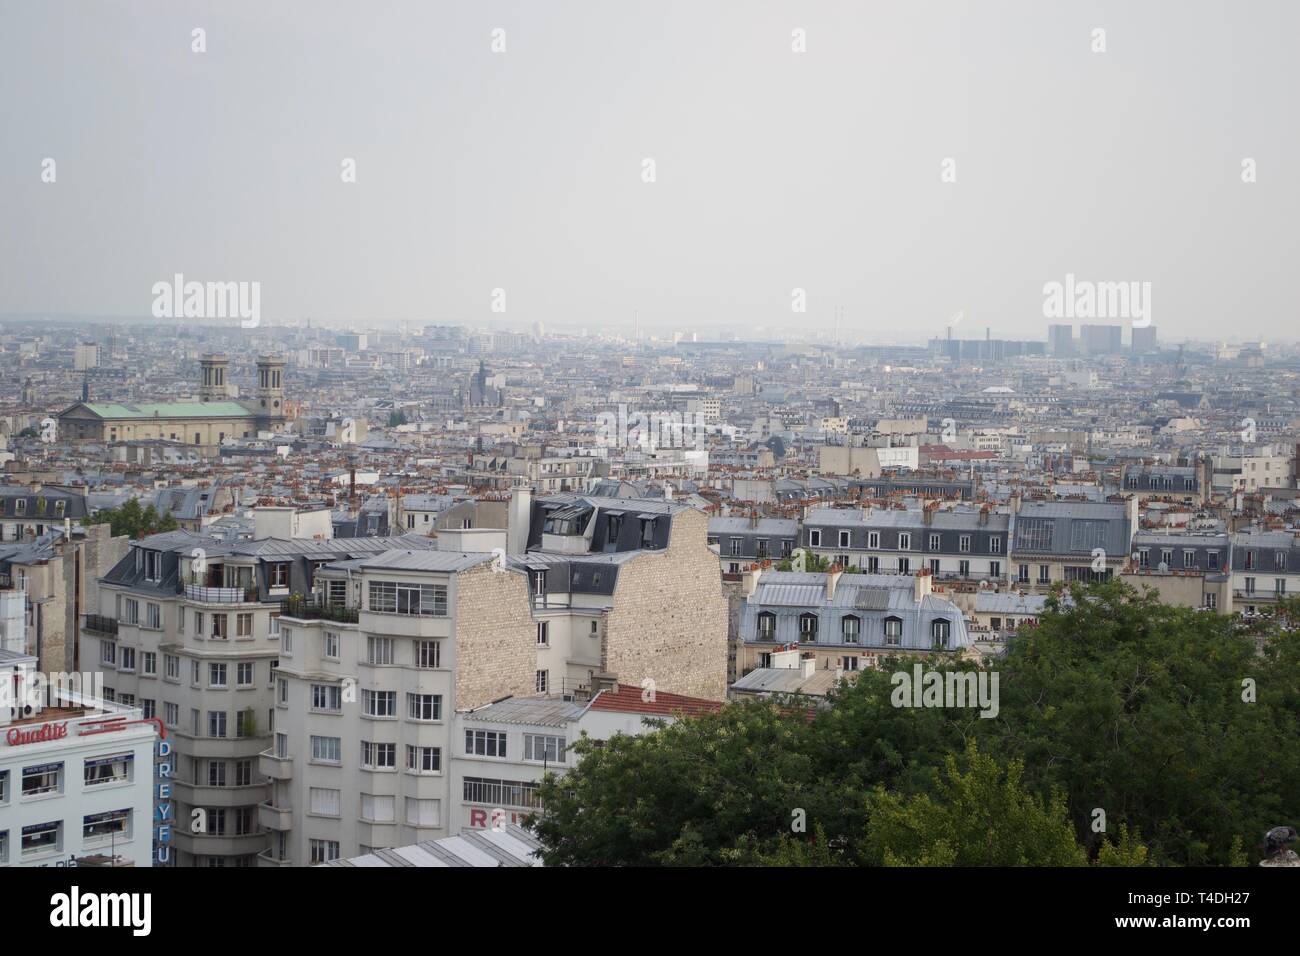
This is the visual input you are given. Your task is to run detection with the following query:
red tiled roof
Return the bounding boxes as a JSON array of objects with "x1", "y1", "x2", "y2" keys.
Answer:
[{"x1": 587, "y1": 684, "x2": 723, "y2": 719}]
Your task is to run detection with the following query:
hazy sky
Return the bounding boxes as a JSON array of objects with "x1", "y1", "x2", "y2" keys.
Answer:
[{"x1": 1, "y1": 0, "x2": 1296, "y2": 342}]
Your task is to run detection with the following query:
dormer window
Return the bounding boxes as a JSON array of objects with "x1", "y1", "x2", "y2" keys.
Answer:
[
  {"x1": 143, "y1": 550, "x2": 162, "y2": 582},
  {"x1": 799, "y1": 613, "x2": 818, "y2": 642},
  {"x1": 932, "y1": 619, "x2": 951, "y2": 649},
  {"x1": 757, "y1": 612, "x2": 776, "y2": 640}
]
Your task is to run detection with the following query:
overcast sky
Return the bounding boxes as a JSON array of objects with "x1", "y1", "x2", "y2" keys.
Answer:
[{"x1": 1, "y1": 0, "x2": 1295, "y2": 343}]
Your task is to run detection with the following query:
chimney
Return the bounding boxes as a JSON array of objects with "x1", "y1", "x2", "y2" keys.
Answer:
[
  {"x1": 742, "y1": 563, "x2": 763, "y2": 597},
  {"x1": 923, "y1": 502, "x2": 934, "y2": 525},
  {"x1": 914, "y1": 566, "x2": 933, "y2": 602},
  {"x1": 826, "y1": 563, "x2": 842, "y2": 601},
  {"x1": 979, "y1": 504, "x2": 989, "y2": 526},
  {"x1": 801, "y1": 654, "x2": 817, "y2": 679}
]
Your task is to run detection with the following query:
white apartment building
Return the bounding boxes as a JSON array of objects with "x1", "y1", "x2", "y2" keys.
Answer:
[
  {"x1": 1, "y1": 656, "x2": 157, "y2": 868},
  {"x1": 84, "y1": 528, "x2": 442, "y2": 866}
]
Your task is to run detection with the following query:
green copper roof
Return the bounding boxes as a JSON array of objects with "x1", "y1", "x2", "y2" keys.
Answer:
[{"x1": 78, "y1": 401, "x2": 255, "y2": 419}]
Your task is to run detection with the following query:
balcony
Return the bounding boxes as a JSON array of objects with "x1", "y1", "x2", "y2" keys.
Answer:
[
  {"x1": 258, "y1": 748, "x2": 293, "y2": 781},
  {"x1": 257, "y1": 847, "x2": 293, "y2": 867},
  {"x1": 184, "y1": 583, "x2": 260, "y2": 604},
  {"x1": 258, "y1": 801, "x2": 293, "y2": 831},
  {"x1": 278, "y1": 598, "x2": 359, "y2": 624},
  {"x1": 83, "y1": 614, "x2": 119, "y2": 637}
]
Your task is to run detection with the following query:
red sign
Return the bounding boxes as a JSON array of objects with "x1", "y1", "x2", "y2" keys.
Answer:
[{"x1": 6, "y1": 722, "x2": 68, "y2": 746}]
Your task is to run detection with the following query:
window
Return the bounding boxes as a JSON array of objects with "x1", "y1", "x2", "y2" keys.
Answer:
[
  {"x1": 1016, "y1": 518, "x2": 1053, "y2": 551},
  {"x1": 83, "y1": 809, "x2": 131, "y2": 844},
  {"x1": 209, "y1": 663, "x2": 227, "y2": 688},
  {"x1": 808, "y1": 530, "x2": 822, "y2": 547},
  {"x1": 84, "y1": 754, "x2": 132, "y2": 787},
  {"x1": 1184, "y1": 550, "x2": 1196, "y2": 569},
  {"x1": 462, "y1": 777, "x2": 540, "y2": 810},
  {"x1": 959, "y1": 560, "x2": 970, "y2": 578},
  {"x1": 121, "y1": 599, "x2": 139, "y2": 625},
  {"x1": 932, "y1": 619, "x2": 951, "y2": 649},
  {"x1": 868, "y1": 531, "x2": 880, "y2": 549},
  {"x1": 362, "y1": 689, "x2": 397, "y2": 717},
  {"x1": 730, "y1": 538, "x2": 742, "y2": 556},
  {"x1": 236, "y1": 613, "x2": 253, "y2": 638},
  {"x1": 990, "y1": 561, "x2": 1000, "y2": 578},
  {"x1": 360, "y1": 741, "x2": 396, "y2": 769},
  {"x1": 211, "y1": 613, "x2": 228, "y2": 640},
  {"x1": 1208, "y1": 551, "x2": 1220, "y2": 570},
  {"x1": 311, "y1": 736, "x2": 341, "y2": 763},
  {"x1": 141, "y1": 698, "x2": 156, "y2": 719},
  {"x1": 164, "y1": 702, "x2": 179, "y2": 727},
  {"x1": 100, "y1": 642, "x2": 116, "y2": 666},
  {"x1": 207, "y1": 760, "x2": 227, "y2": 787},
  {"x1": 278, "y1": 678, "x2": 288, "y2": 704},
  {"x1": 757, "y1": 612, "x2": 776, "y2": 640},
  {"x1": 191, "y1": 660, "x2": 200, "y2": 686},
  {"x1": 145, "y1": 603, "x2": 161, "y2": 629},
  {"x1": 1038, "y1": 565, "x2": 1050, "y2": 584},
  {"x1": 22, "y1": 763, "x2": 62, "y2": 797},
  {"x1": 142, "y1": 652, "x2": 157, "y2": 676},
  {"x1": 368, "y1": 581, "x2": 447, "y2": 616},
  {"x1": 310, "y1": 839, "x2": 340, "y2": 865},
  {"x1": 408, "y1": 693, "x2": 442, "y2": 721},
  {"x1": 324, "y1": 631, "x2": 340, "y2": 660},
  {"x1": 281, "y1": 627, "x2": 293, "y2": 655},
  {"x1": 366, "y1": 636, "x2": 395, "y2": 665},
  {"x1": 415, "y1": 640, "x2": 441, "y2": 668},
  {"x1": 406, "y1": 798, "x2": 441, "y2": 827},
  {"x1": 312, "y1": 684, "x2": 343, "y2": 712},
  {"x1": 361, "y1": 794, "x2": 396, "y2": 823},
  {"x1": 898, "y1": 533, "x2": 911, "y2": 551},
  {"x1": 119, "y1": 647, "x2": 135, "y2": 672},
  {"x1": 1017, "y1": 564, "x2": 1029, "y2": 583},
  {"x1": 193, "y1": 611, "x2": 203, "y2": 636},
  {"x1": 535, "y1": 669, "x2": 549, "y2": 693},
  {"x1": 883, "y1": 617, "x2": 902, "y2": 646},
  {"x1": 237, "y1": 662, "x2": 254, "y2": 687},
  {"x1": 929, "y1": 558, "x2": 940, "y2": 575},
  {"x1": 269, "y1": 612, "x2": 281, "y2": 637},
  {"x1": 524, "y1": 734, "x2": 566, "y2": 763},
  {"x1": 270, "y1": 563, "x2": 290, "y2": 588},
  {"x1": 310, "y1": 788, "x2": 341, "y2": 817},
  {"x1": 990, "y1": 537, "x2": 1002, "y2": 554},
  {"x1": 838, "y1": 530, "x2": 852, "y2": 549},
  {"x1": 407, "y1": 745, "x2": 441, "y2": 773},
  {"x1": 465, "y1": 730, "x2": 507, "y2": 758},
  {"x1": 842, "y1": 615, "x2": 860, "y2": 644},
  {"x1": 841, "y1": 656, "x2": 860, "y2": 671},
  {"x1": 959, "y1": 535, "x2": 971, "y2": 553},
  {"x1": 22, "y1": 822, "x2": 61, "y2": 856},
  {"x1": 898, "y1": 557, "x2": 910, "y2": 574},
  {"x1": 536, "y1": 622, "x2": 549, "y2": 646},
  {"x1": 929, "y1": 533, "x2": 941, "y2": 552},
  {"x1": 208, "y1": 711, "x2": 227, "y2": 738},
  {"x1": 234, "y1": 759, "x2": 252, "y2": 786}
]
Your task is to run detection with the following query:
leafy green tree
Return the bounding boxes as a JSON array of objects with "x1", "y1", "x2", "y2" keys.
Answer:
[
  {"x1": 84, "y1": 499, "x2": 179, "y2": 539},
  {"x1": 861, "y1": 742, "x2": 1087, "y2": 866}
]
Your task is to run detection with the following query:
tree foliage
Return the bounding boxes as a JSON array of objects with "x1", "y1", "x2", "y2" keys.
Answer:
[
  {"x1": 530, "y1": 580, "x2": 1300, "y2": 866},
  {"x1": 84, "y1": 499, "x2": 179, "y2": 539}
]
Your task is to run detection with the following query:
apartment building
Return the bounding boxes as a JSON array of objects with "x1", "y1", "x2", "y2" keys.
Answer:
[
  {"x1": 0, "y1": 486, "x2": 88, "y2": 543},
  {"x1": 258, "y1": 490, "x2": 728, "y2": 864},
  {"x1": 1122, "y1": 531, "x2": 1232, "y2": 612},
  {"x1": 83, "y1": 528, "x2": 440, "y2": 866},
  {"x1": 802, "y1": 504, "x2": 1010, "y2": 586},
  {"x1": 1230, "y1": 530, "x2": 1300, "y2": 614},
  {"x1": 1121, "y1": 462, "x2": 1211, "y2": 505},
  {"x1": 1007, "y1": 499, "x2": 1137, "y2": 592},
  {"x1": 736, "y1": 567, "x2": 971, "y2": 677},
  {"x1": 1, "y1": 661, "x2": 157, "y2": 868},
  {"x1": 707, "y1": 516, "x2": 799, "y2": 575}
]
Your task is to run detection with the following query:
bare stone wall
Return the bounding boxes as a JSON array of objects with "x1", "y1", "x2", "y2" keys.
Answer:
[
  {"x1": 602, "y1": 509, "x2": 729, "y2": 701},
  {"x1": 453, "y1": 564, "x2": 537, "y2": 710}
]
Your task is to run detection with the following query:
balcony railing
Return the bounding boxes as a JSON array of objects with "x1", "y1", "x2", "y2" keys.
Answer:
[
  {"x1": 83, "y1": 614, "x2": 119, "y2": 636},
  {"x1": 184, "y1": 583, "x2": 260, "y2": 604},
  {"x1": 278, "y1": 598, "x2": 359, "y2": 623}
]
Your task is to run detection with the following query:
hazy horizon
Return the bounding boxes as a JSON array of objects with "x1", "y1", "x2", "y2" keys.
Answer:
[{"x1": 2, "y1": 0, "x2": 1296, "y2": 341}]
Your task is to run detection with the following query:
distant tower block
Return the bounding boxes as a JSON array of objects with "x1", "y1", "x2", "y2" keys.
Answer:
[
  {"x1": 255, "y1": 355, "x2": 286, "y2": 428},
  {"x1": 199, "y1": 354, "x2": 230, "y2": 402}
]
